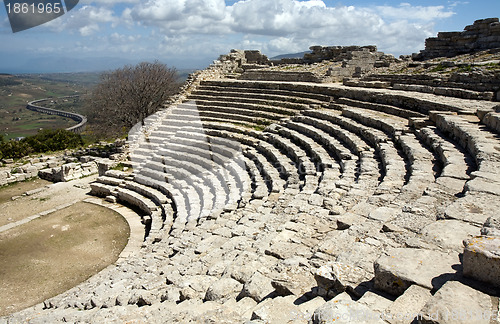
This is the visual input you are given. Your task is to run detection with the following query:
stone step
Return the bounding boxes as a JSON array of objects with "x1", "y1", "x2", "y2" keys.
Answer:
[
  {"x1": 244, "y1": 147, "x2": 286, "y2": 194},
  {"x1": 393, "y1": 83, "x2": 495, "y2": 101},
  {"x1": 256, "y1": 140, "x2": 301, "y2": 189},
  {"x1": 243, "y1": 155, "x2": 271, "y2": 199},
  {"x1": 188, "y1": 94, "x2": 306, "y2": 112},
  {"x1": 395, "y1": 133, "x2": 436, "y2": 196},
  {"x1": 277, "y1": 122, "x2": 339, "y2": 170},
  {"x1": 302, "y1": 109, "x2": 407, "y2": 192},
  {"x1": 417, "y1": 126, "x2": 474, "y2": 181},
  {"x1": 480, "y1": 110, "x2": 500, "y2": 134},
  {"x1": 339, "y1": 105, "x2": 409, "y2": 136},
  {"x1": 194, "y1": 102, "x2": 290, "y2": 120},
  {"x1": 336, "y1": 97, "x2": 425, "y2": 119},
  {"x1": 198, "y1": 80, "x2": 332, "y2": 103},
  {"x1": 168, "y1": 109, "x2": 270, "y2": 126},
  {"x1": 266, "y1": 127, "x2": 318, "y2": 176},
  {"x1": 193, "y1": 85, "x2": 330, "y2": 106}
]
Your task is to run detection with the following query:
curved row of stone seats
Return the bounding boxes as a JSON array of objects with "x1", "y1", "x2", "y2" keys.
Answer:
[
  {"x1": 328, "y1": 100, "x2": 451, "y2": 210},
  {"x1": 432, "y1": 113, "x2": 500, "y2": 224},
  {"x1": 478, "y1": 105, "x2": 500, "y2": 134},
  {"x1": 151, "y1": 127, "x2": 251, "y2": 203},
  {"x1": 193, "y1": 83, "x2": 331, "y2": 106},
  {"x1": 336, "y1": 104, "x2": 409, "y2": 136},
  {"x1": 189, "y1": 97, "x2": 301, "y2": 116},
  {"x1": 133, "y1": 173, "x2": 189, "y2": 233},
  {"x1": 141, "y1": 155, "x2": 228, "y2": 221},
  {"x1": 359, "y1": 73, "x2": 499, "y2": 101},
  {"x1": 417, "y1": 126, "x2": 474, "y2": 181},
  {"x1": 335, "y1": 97, "x2": 426, "y2": 119},
  {"x1": 243, "y1": 146, "x2": 286, "y2": 194},
  {"x1": 294, "y1": 111, "x2": 382, "y2": 208},
  {"x1": 197, "y1": 80, "x2": 332, "y2": 106},
  {"x1": 90, "y1": 180, "x2": 165, "y2": 240},
  {"x1": 242, "y1": 155, "x2": 269, "y2": 199},
  {"x1": 200, "y1": 123, "x2": 303, "y2": 190},
  {"x1": 169, "y1": 104, "x2": 274, "y2": 126},
  {"x1": 302, "y1": 109, "x2": 406, "y2": 192}
]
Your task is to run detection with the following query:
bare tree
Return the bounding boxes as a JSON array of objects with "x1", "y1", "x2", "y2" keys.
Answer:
[{"x1": 88, "y1": 61, "x2": 179, "y2": 138}]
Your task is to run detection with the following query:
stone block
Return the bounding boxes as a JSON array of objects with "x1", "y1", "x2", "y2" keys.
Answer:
[
  {"x1": 384, "y1": 285, "x2": 431, "y2": 324},
  {"x1": 241, "y1": 272, "x2": 275, "y2": 302},
  {"x1": 205, "y1": 278, "x2": 243, "y2": 302},
  {"x1": 420, "y1": 220, "x2": 480, "y2": 251},
  {"x1": 251, "y1": 295, "x2": 296, "y2": 323},
  {"x1": 310, "y1": 292, "x2": 385, "y2": 324},
  {"x1": 463, "y1": 236, "x2": 500, "y2": 287},
  {"x1": 314, "y1": 262, "x2": 370, "y2": 298},
  {"x1": 481, "y1": 216, "x2": 500, "y2": 237},
  {"x1": 419, "y1": 281, "x2": 493, "y2": 324},
  {"x1": 374, "y1": 248, "x2": 459, "y2": 296}
]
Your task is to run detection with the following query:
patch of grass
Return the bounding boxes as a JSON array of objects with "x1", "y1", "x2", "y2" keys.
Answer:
[
  {"x1": 111, "y1": 163, "x2": 127, "y2": 171},
  {"x1": 429, "y1": 64, "x2": 447, "y2": 73}
]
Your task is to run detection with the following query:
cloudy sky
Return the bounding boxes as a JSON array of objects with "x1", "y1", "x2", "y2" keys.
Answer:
[{"x1": 0, "y1": 0, "x2": 498, "y2": 72}]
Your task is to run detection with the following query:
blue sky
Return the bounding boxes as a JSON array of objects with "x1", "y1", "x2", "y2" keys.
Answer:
[{"x1": 0, "y1": 0, "x2": 499, "y2": 72}]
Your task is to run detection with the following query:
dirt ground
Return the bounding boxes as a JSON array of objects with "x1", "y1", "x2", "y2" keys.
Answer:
[
  {"x1": 0, "y1": 176, "x2": 96, "y2": 227},
  {"x1": 0, "y1": 178, "x2": 130, "y2": 316}
]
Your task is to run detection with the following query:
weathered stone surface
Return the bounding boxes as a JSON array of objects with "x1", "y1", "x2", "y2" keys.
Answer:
[
  {"x1": 421, "y1": 220, "x2": 479, "y2": 251},
  {"x1": 368, "y1": 207, "x2": 400, "y2": 222},
  {"x1": 251, "y1": 296, "x2": 297, "y2": 323},
  {"x1": 309, "y1": 292, "x2": 385, "y2": 324},
  {"x1": 384, "y1": 284, "x2": 432, "y2": 324},
  {"x1": 419, "y1": 281, "x2": 493, "y2": 324},
  {"x1": 374, "y1": 248, "x2": 459, "y2": 296},
  {"x1": 314, "y1": 262, "x2": 369, "y2": 298},
  {"x1": 481, "y1": 216, "x2": 500, "y2": 237},
  {"x1": 205, "y1": 278, "x2": 243, "y2": 302},
  {"x1": 357, "y1": 291, "x2": 393, "y2": 314},
  {"x1": 241, "y1": 272, "x2": 275, "y2": 302},
  {"x1": 444, "y1": 193, "x2": 500, "y2": 226},
  {"x1": 463, "y1": 236, "x2": 500, "y2": 287}
]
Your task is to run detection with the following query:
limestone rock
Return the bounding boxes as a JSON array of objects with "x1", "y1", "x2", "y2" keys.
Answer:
[
  {"x1": 368, "y1": 206, "x2": 400, "y2": 222},
  {"x1": 481, "y1": 216, "x2": 500, "y2": 237},
  {"x1": 205, "y1": 278, "x2": 243, "y2": 302},
  {"x1": 357, "y1": 291, "x2": 392, "y2": 314},
  {"x1": 309, "y1": 292, "x2": 385, "y2": 324},
  {"x1": 420, "y1": 220, "x2": 479, "y2": 251},
  {"x1": 384, "y1": 285, "x2": 432, "y2": 324},
  {"x1": 314, "y1": 262, "x2": 369, "y2": 298},
  {"x1": 241, "y1": 272, "x2": 275, "y2": 302},
  {"x1": 444, "y1": 193, "x2": 500, "y2": 226},
  {"x1": 251, "y1": 296, "x2": 297, "y2": 323},
  {"x1": 419, "y1": 281, "x2": 493, "y2": 324},
  {"x1": 374, "y1": 248, "x2": 459, "y2": 296},
  {"x1": 463, "y1": 236, "x2": 500, "y2": 287}
]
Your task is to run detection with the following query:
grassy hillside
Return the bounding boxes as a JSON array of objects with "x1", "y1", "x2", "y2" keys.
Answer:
[{"x1": 0, "y1": 73, "x2": 98, "y2": 140}]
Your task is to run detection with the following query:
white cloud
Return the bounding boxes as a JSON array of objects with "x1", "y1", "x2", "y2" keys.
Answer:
[
  {"x1": 374, "y1": 3, "x2": 454, "y2": 21},
  {"x1": 0, "y1": 0, "x2": 460, "y2": 68}
]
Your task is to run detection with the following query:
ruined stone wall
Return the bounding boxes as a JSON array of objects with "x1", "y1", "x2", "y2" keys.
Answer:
[
  {"x1": 304, "y1": 45, "x2": 378, "y2": 63},
  {"x1": 414, "y1": 18, "x2": 500, "y2": 60},
  {"x1": 0, "y1": 156, "x2": 63, "y2": 186},
  {"x1": 239, "y1": 70, "x2": 323, "y2": 83}
]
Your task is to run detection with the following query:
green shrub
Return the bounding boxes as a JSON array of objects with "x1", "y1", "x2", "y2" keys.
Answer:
[{"x1": 0, "y1": 129, "x2": 83, "y2": 159}]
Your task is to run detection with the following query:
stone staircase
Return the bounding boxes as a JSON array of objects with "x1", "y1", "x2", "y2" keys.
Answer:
[{"x1": 4, "y1": 77, "x2": 500, "y2": 324}]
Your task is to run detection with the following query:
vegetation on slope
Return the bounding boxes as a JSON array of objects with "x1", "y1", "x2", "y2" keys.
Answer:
[{"x1": 0, "y1": 129, "x2": 83, "y2": 160}]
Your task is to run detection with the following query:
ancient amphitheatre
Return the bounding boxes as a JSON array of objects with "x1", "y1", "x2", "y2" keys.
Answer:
[{"x1": 1, "y1": 17, "x2": 500, "y2": 323}]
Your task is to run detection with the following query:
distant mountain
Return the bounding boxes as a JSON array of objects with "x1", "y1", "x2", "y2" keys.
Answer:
[
  {"x1": 0, "y1": 53, "x2": 208, "y2": 74},
  {"x1": 270, "y1": 51, "x2": 311, "y2": 60}
]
